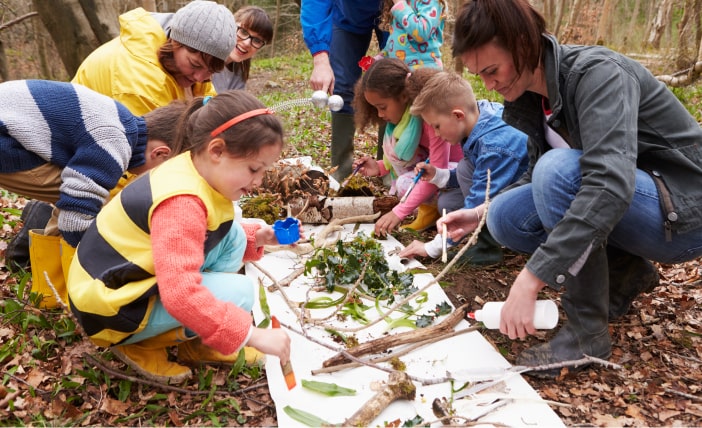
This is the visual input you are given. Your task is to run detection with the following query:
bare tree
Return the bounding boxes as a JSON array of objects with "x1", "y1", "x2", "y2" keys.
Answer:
[
  {"x1": 32, "y1": 0, "x2": 120, "y2": 78},
  {"x1": 595, "y1": 0, "x2": 616, "y2": 45},
  {"x1": 646, "y1": 0, "x2": 674, "y2": 49}
]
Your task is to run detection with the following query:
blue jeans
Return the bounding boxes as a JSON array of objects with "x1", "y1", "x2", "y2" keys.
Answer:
[
  {"x1": 125, "y1": 222, "x2": 255, "y2": 344},
  {"x1": 330, "y1": 25, "x2": 387, "y2": 115},
  {"x1": 488, "y1": 148, "x2": 702, "y2": 264}
]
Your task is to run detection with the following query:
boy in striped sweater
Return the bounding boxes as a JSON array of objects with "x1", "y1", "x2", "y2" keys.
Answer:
[{"x1": 0, "y1": 79, "x2": 186, "y2": 307}]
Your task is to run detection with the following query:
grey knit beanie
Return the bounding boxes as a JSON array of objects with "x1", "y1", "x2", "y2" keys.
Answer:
[{"x1": 169, "y1": 1, "x2": 237, "y2": 61}]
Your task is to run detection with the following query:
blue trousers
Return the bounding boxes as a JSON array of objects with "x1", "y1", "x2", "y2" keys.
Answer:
[
  {"x1": 487, "y1": 148, "x2": 702, "y2": 264},
  {"x1": 330, "y1": 24, "x2": 387, "y2": 115},
  {"x1": 125, "y1": 222, "x2": 254, "y2": 343}
]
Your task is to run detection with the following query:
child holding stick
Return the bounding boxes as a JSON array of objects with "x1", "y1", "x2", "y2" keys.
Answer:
[
  {"x1": 351, "y1": 58, "x2": 462, "y2": 236},
  {"x1": 67, "y1": 91, "x2": 293, "y2": 384}
]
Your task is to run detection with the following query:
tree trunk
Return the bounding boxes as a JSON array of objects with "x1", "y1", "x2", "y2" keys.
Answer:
[
  {"x1": 595, "y1": 0, "x2": 616, "y2": 45},
  {"x1": 625, "y1": 0, "x2": 641, "y2": 50},
  {"x1": 32, "y1": 0, "x2": 120, "y2": 78},
  {"x1": 561, "y1": 0, "x2": 583, "y2": 43},
  {"x1": 0, "y1": 39, "x2": 8, "y2": 81},
  {"x1": 142, "y1": 0, "x2": 157, "y2": 12},
  {"x1": 647, "y1": 0, "x2": 674, "y2": 49},
  {"x1": 552, "y1": 0, "x2": 568, "y2": 37}
]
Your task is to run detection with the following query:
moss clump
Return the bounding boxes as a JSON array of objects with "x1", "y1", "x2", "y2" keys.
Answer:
[{"x1": 239, "y1": 193, "x2": 284, "y2": 224}]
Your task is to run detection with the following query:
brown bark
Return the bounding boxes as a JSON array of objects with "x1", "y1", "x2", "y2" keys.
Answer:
[
  {"x1": 343, "y1": 371, "x2": 416, "y2": 427},
  {"x1": 32, "y1": 0, "x2": 120, "y2": 77},
  {"x1": 322, "y1": 303, "x2": 469, "y2": 367},
  {"x1": 647, "y1": 0, "x2": 674, "y2": 49},
  {"x1": 595, "y1": 0, "x2": 616, "y2": 45}
]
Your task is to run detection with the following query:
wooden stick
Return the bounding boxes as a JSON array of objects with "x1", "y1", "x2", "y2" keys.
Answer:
[
  {"x1": 322, "y1": 303, "x2": 469, "y2": 367},
  {"x1": 343, "y1": 371, "x2": 416, "y2": 427},
  {"x1": 441, "y1": 208, "x2": 448, "y2": 263}
]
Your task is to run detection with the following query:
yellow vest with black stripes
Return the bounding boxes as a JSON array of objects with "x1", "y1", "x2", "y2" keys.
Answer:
[{"x1": 67, "y1": 152, "x2": 234, "y2": 347}]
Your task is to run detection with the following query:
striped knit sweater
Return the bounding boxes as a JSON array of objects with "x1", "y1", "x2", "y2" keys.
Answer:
[{"x1": 0, "y1": 80, "x2": 148, "y2": 246}]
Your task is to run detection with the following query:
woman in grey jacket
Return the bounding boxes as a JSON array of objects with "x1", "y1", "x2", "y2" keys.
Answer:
[{"x1": 440, "y1": 0, "x2": 702, "y2": 378}]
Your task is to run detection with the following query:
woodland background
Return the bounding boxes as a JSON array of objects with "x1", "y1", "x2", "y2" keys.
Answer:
[{"x1": 2, "y1": 0, "x2": 702, "y2": 86}]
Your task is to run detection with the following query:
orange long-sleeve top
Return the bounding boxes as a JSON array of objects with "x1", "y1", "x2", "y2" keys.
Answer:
[{"x1": 151, "y1": 195, "x2": 264, "y2": 355}]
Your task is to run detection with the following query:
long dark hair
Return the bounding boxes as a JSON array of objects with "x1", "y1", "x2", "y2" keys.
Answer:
[{"x1": 452, "y1": 0, "x2": 546, "y2": 76}]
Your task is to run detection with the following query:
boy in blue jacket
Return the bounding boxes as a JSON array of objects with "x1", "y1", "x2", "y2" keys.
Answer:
[{"x1": 399, "y1": 71, "x2": 528, "y2": 265}]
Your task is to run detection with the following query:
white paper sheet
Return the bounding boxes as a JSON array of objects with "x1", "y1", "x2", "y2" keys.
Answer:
[{"x1": 245, "y1": 223, "x2": 564, "y2": 427}]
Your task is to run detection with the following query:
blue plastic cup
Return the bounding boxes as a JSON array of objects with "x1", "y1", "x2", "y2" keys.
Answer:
[{"x1": 273, "y1": 217, "x2": 300, "y2": 244}]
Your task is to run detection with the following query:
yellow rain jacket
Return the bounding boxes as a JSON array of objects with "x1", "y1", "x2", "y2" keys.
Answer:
[{"x1": 72, "y1": 7, "x2": 216, "y2": 116}]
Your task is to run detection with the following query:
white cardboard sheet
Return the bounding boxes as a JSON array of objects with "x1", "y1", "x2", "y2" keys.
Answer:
[{"x1": 245, "y1": 223, "x2": 564, "y2": 427}]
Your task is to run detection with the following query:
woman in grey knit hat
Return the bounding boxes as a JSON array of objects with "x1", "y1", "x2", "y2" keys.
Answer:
[{"x1": 72, "y1": 0, "x2": 237, "y2": 116}]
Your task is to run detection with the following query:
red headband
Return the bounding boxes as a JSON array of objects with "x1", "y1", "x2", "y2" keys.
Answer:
[{"x1": 210, "y1": 108, "x2": 275, "y2": 137}]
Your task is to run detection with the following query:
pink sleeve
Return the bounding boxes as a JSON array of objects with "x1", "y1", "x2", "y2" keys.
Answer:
[
  {"x1": 240, "y1": 222, "x2": 264, "y2": 262},
  {"x1": 392, "y1": 123, "x2": 446, "y2": 219},
  {"x1": 377, "y1": 159, "x2": 390, "y2": 176},
  {"x1": 151, "y1": 195, "x2": 252, "y2": 355}
]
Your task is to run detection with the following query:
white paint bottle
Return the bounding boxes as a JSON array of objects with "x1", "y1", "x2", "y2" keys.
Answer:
[{"x1": 471, "y1": 300, "x2": 559, "y2": 330}]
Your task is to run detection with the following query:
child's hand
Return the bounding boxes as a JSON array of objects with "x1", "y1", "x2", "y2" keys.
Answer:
[
  {"x1": 260, "y1": 221, "x2": 306, "y2": 246},
  {"x1": 399, "y1": 240, "x2": 428, "y2": 258},
  {"x1": 353, "y1": 155, "x2": 380, "y2": 177},
  {"x1": 247, "y1": 326, "x2": 291, "y2": 365},
  {"x1": 416, "y1": 162, "x2": 436, "y2": 181},
  {"x1": 256, "y1": 225, "x2": 279, "y2": 246},
  {"x1": 375, "y1": 211, "x2": 402, "y2": 237}
]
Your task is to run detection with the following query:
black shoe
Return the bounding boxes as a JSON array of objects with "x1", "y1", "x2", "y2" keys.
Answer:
[
  {"x1": 607, "y1": 247, "x2": 660, "y2": 320},
  {"x1": 4, "y1": 200, "x2": 53, "y2": 272}
]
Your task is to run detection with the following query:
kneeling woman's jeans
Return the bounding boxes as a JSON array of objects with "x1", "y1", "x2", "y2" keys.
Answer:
[{"x1": 487, "y1": 148, "x2": 702, "y2": 265}]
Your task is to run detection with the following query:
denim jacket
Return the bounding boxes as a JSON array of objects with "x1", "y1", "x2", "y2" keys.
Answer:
[
  {"x1": 447, "y1": 100, "x2": 528, "y2": 208},
  {"x1": 502, "y1": 34, "x2": 702, "y2": 288}
]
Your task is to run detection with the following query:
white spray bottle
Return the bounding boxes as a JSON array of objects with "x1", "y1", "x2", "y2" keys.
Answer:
[{"x1": 470, "y1": 300, "x2": 559, "y2": 330}]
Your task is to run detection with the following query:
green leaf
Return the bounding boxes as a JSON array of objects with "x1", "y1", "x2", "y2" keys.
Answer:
[
  {"x1": 283, "y1": 405, "x2": 332, "y2": 427},
  {"x1": 301, "y1": 379, "x2": 356, "y2": 396},
  {"x1": 257, "y1": 280, "x2": 271, "y2": 328}
]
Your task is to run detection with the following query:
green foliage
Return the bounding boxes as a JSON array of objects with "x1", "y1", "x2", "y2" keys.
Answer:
[
  {"x1": 304, "y1": 232, "x2": 417, "y2": 303},
  {"x1": 301, "y1": 379, "x2": 356, "y2": 396}
]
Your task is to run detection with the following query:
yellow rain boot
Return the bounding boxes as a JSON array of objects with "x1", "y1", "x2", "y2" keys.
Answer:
[
  {"x1": 111, "y1": 328, "x2": 192, "y2": 384},
  {"x1": 28, "y1": 229, "x2": 66, "y2": 308},
  {"x1": 401, "y1": 204, "x2": 440, "y2": 232},
  {"x1": 178, "y1": 338, "x2": 266, "y2": 367}
]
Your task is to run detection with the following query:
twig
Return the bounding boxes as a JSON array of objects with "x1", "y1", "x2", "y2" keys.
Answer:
[
  {"x1": 311, "y1": 325, "x2": 478, "y2": 375},
  {"x1": 0, "y1": 12, "x2": 38, "y2": 31},
  {"x1": 664, "y1": 388, "x2": 702, "y2": 402},
  {"x1": 83, "y1": 353, "x2": 270, "y2": 396},
  {"x1": 322, "y1": 304, "x2": 469, "y2": 367}
]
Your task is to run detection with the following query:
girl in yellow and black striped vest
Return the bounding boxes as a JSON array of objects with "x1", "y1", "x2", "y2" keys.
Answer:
[{"x1": 67, "y1": 90, "x2": 294, "y2": 384}]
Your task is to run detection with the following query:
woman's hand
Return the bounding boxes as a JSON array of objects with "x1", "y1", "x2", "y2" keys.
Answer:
[
  {"x1": 499, "y1": 267, "x2": 546, "y2": 340},
  {"x1": 375, "y1": 211, "x2": 402, "y2": 237}
]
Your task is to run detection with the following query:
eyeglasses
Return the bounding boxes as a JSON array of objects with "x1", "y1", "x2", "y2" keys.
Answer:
[{"x1": 237, "y1": 27, "x2": 266, "y2": 49}]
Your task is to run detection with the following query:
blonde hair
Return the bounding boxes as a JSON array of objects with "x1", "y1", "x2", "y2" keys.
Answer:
[{"x1": 410, "y1": 71, "x2": 477, "y2": 117}]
